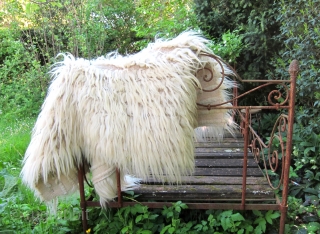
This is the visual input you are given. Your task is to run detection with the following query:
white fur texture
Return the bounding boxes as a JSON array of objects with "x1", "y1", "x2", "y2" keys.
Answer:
[{"x1": 21, "y1": 31, "x2": 235, "y2": 206}]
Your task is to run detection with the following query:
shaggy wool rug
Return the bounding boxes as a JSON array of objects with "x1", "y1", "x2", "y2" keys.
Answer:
[{"x1": 21, "y1": 31, "x2": 235, "y2": 208}]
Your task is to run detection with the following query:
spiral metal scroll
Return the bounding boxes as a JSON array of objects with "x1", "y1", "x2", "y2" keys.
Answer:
[
  {"x1": 195, "y1": 53, "x2": 227, "y2": 93},
  {"x1": 249, "y1": 114, "x2": 288, "y2": 190},
  {"x1": 196, "y1": 53, "x2": 291, "y2": 108},
  {"x1": 267, "y1": 84, "x2": 290, "y2": 106}
]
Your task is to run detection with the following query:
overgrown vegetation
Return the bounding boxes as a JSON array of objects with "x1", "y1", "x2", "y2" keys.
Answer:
[
  {"x1": 1, "y1": 0, "x2": 319, "y2": 233},
  {"x1": 195, "y1": 1, "x2": 320, "y2": 232}
]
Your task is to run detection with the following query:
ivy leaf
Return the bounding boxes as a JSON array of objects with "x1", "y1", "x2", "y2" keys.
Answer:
[
  {"x1": 252, "y1": 210, "x2": 263, "y2": 217},
  {"x1": 254, "y1": 217, "x2": 266, "y2": 233},
  {"x1": 231, "y1": 213, "x2": 245, "y2": 222},
  {"x1": 148, "y1": 214, "x2": 159, "y2": 220},
  {"x1": 134, "y1": 204, "x2": 147, "y2": 214},
  {"x1": 265, "y1": 210, "x2": 280, "y2": 224},
  {"x1": 160, "y1": 225, "x2": 170, "y2": 234},
  {"x1": 307, "y1": 222, "x2": 320, "y2": 232},
  {"x1": 221, "y1": 216, "x2": 227, "y2": 231},
  {"x1": 135, "y1": 214, "x2": 142, "y2": 223},
  {"x1": 140, "y1": 231, "x2": 152, "y2": 234},
  {"x1": 121, "y1": 226, "x2": 129, "y2": 234},
  {"x1": 194, "y1": 224, "x2": 203, "y2": 231},
  {"x1": 168, "y1": 227, "x2": 175, "y2": 234}
]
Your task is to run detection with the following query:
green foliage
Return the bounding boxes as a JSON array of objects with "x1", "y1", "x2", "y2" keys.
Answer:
[
  {"x1": 271, "y1": 1, "x2": 320, "y2": 223},
  {"x1": 21, "y1": 0, "x2": 140, "y2": 57},
  {"x1": 286, "y1": 196, "x2": 320, "y2": 234},
  {"x1": 0, "y1": 0, "x2": 200, "y2": 119},
  {"x1": 0, "y1": 118, "x2": 34, "y2": 168},
  {"x1": 194, "y1": 0, "x2": 282, "y2": 80},
  {"x1": 0, "y1": 27, "x2": 47, "y2": 118},
  {"x1": 252, "y1": 210, "x2": 280, "y2": 234},
  {"x1": 208, "y1": 30, "x2": 245, "y2": 64},
  {"x1": 195, "y1": 1, "x2": 319, "y2": 230},
  {"x1": 0, "y1": 117, "x2": 82, "y2": 233},
  {"x1": 89, "y1": 203, "x2": 281, "y2": 234},
  {"x1": 133, "y1": 0, "x2": 198, "y2": 49}
]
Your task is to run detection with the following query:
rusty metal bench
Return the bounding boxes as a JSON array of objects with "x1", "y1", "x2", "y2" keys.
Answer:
[{"x1": 78, "y1": 59, "x2": 299, "y2": 234}]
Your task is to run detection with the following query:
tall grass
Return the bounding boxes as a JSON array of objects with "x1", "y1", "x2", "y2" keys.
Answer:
[
  {"x1": 0, "y1": 118, "x2": 34, "y2": 170},
  {"x1": 0, "y1": 117, "x2": 83, "y2": 233}
]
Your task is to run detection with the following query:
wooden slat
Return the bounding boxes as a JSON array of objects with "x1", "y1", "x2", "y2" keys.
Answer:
[
  {"x1": 201, "y1": 132, "x2": 243, "y2": 139},
  {"x1": 143, "y1": 176, "x2": 269, "y2": 185},
  {"x1": 195, "y1": 148, "x2": 245, "y2": 154},
  {"x1": 193, "y1": 167, "x2": 263, "y2": 177},
  {"x1": 195, "y1": 142, "x2": 244, "y2": 148},
  {"x1": 195, "y1": 158, "x2": 258, "y2": 167},
  {"x1": 195, "y1": 137, "x2": 245, "y2": 143},
  {"x1": 194, "y1": 152, "x2": 249, "y2": 159},
  {"x1": 133, "y1": 184, "x2": 274, "y2": 201},
  {"x1": 129, "y1": 131, "x2": 276, "y2": 204}
]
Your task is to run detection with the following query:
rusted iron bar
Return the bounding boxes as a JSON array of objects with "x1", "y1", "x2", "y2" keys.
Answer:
[
  {"x1": 233, "y1": 86, "x2": 238, "y2": 107},
  {"x1": 78, "y1": 167, "x2": 88, "y2": 232},
  {"x1": 279, "y1": 60, "x2": 299, "y2": 234},
  {"x1": 198, "y1": 80, "x2": 290, "y2": 108},
  {"x1": 240, "y1": 80, "x2": 291, "y2": 83},
  {"x1": 241, "y1": 108, "x2": 249, "y2": 210},
  {"x1": 197, "y1": 105, "x2": 290, "y2": 110},
  {"x1": 116, "y1": 168, "x2": 123, "y2": 207}
]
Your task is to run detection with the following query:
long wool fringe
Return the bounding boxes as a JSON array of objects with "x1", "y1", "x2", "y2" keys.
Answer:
[{"x1": 21, "y1": 31, "x2": 236, "y2": 207}]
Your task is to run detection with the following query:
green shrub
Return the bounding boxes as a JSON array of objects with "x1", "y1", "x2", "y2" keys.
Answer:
[
  {"x1": 272, "y1": 0, "x2": 320, "y2": 207},
  {"x1": 194, "y1": 0, "x2": 282, "y2": 80},
  {"x1": 0, "y1": 27, "x2": 47, "y2": 119}
]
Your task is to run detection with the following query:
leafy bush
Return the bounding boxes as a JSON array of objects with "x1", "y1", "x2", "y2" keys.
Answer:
[
  {"x1": 133, "y1": 0, "x2": 198, "y2": 50},
  {"x1": 272, "y1": 0, "x2": 320, "y2": 213},
  {"x1": 0, "y1": 0, "x2": 200, "y2": 119},
  {"x1": 0, "y1": 27, "x2": 47, "y2": 119},
  {"x1": 87, "y1": 201, "x2": 281, "y2": 234},
  {"x1": 194, "y1": 0, "x2": 282, "y2": 80},
  {"x1": 194, "y1": 0, "x2": 320, "y2": 231}
]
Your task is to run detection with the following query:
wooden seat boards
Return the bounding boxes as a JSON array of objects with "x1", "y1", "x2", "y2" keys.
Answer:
[{"x1": 130, "y1": 132, "x2": 275, "y2": 203}]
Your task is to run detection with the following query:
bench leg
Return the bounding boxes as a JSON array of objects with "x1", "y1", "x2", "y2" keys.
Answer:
[{"x1": 78, "y1": 166, "x2": 88, "y2": 233}]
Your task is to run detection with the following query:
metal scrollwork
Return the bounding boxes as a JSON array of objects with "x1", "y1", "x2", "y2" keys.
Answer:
[
  {"x1": 196, "y1": 67, "x2": 214, "y2": 82},
  {"x1": 253, "y1": 114, "x2": 288, "y2": 190},
  {"x1": 196, "y1": 53, "x2": 226, "y2": 93},
  {"x1": 267, "y1": 84, "x2": 290, "y2": 106},
  {"x1": 251, "y1": 137, "x2": 261, "y2": 163}
]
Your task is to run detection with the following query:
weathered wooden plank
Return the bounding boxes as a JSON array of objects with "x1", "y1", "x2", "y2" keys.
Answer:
[
  {"x1": 194, "y1": 152, "x2": 250, "y2": 159},
  {"x1": 143, "y1": 176, "x2": 269, "y2": 185},
  {"x1": 133, "y1": 184, "x2": 274, "y2": 201},
  {"x1": 193, "y1": 167, "x2": 263, "y2": 177},
  {"x1": 201, "y1": 132, "x2": 243, "y2": 139},
  {"x1": 195, "y1": 142, "x2": 244, "y2": 148},
  {"x1": 195, "y1": 149, "x2": 245, "y2": 155},
  {"x1": 195, "y1": 138, "x2": 245, "y2": 143},
  {"x1": 195, "y1": 159, "x2": 258, "y2": 168},
  {"x1": 129, "y1": 130, "x2": 275, "y2": 203}
]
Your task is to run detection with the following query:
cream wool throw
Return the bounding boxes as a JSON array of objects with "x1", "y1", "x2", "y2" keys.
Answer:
[{"x1": 21, "y1": 32, "x2": 235, "y2": 207}]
